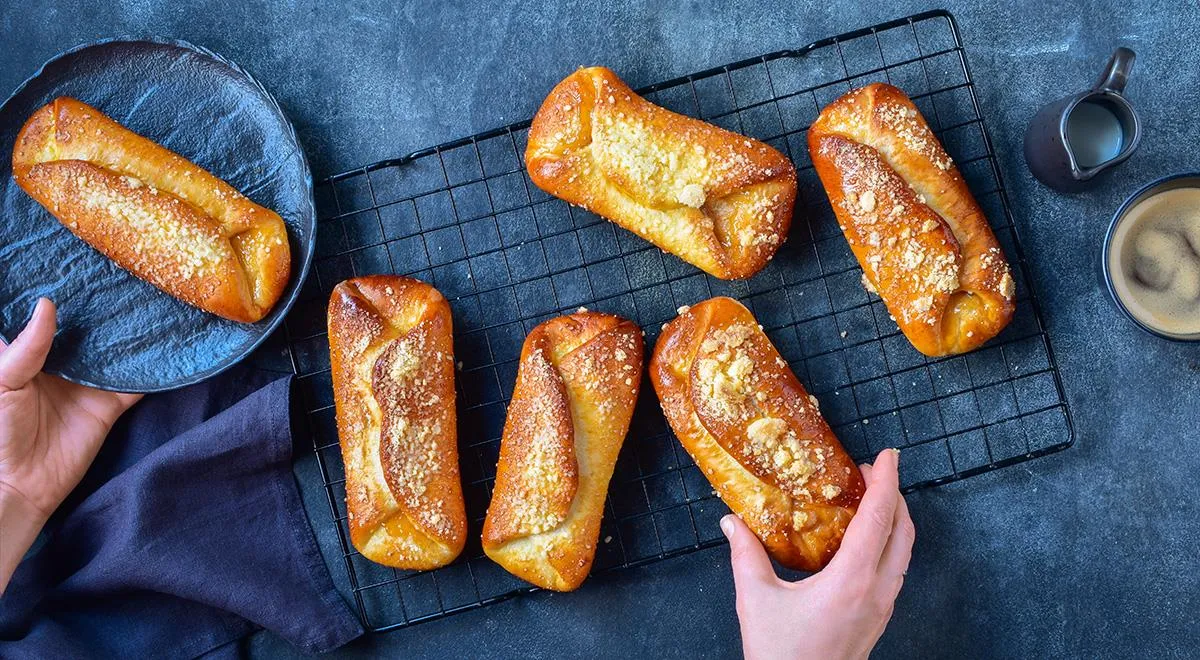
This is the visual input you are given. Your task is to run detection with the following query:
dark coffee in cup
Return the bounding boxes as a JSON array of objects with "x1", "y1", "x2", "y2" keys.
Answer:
[{"x1": 1105, "y1": 176, "x2": 1200, "y2": 340}]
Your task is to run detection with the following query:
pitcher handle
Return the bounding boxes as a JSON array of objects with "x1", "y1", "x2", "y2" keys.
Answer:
[{"x1": 1094, "y1": 47, "x2": 1136, "y2": 93}]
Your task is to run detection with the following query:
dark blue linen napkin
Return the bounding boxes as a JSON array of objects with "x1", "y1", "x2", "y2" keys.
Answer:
[{"x1": 0, "y1": 366, "x2": 363, "y2": 658}]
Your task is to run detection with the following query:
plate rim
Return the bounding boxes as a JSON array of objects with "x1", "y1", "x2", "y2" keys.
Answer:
[{"x1": 0, "y1": 36, "x2": 316, "y2": 393}]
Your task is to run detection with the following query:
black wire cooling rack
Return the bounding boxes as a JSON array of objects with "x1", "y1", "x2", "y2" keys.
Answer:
[{"x1": 283, "y1": 9, "x2": 1074, "y2": 632}]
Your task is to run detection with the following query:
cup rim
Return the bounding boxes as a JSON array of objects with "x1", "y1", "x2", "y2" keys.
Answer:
[
  {"x1": 1102, "y1": 172, "x2": 1200, "y2": 342},
  {"x1": 1059, "y1": 90, "x2": 1142, "y2": 180}
]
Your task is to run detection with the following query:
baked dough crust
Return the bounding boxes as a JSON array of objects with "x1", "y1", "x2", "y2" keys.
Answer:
[
  {"x1": 328, "y1": 275, "x2": 466, "y2": 570},
  {"x1": 808, "y1": 83, "x2": 1015, "y2": 356},
  {"x1": 12, "y1": 97, "x2": 290, "y2": 323},
  {"x1": 525, "y1": 67, "x2": 796, "y2": 280},
  {"x1": 483, "y1": 311, "x2": 643, "y2": 591},
  {"x1": 651, "y1": 297, "x2": 864, "y2": 571}
]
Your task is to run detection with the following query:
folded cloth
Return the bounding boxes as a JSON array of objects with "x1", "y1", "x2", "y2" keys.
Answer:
[{"x1": 0, "y1": 366, "x2": 363, "y2": 658}]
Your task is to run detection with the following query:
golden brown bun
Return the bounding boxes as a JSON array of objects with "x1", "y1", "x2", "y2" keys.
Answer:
[
  {"x1": 482, "y1": 311, "x2": 643, "y2": 591},
  {"x1": 525, "y1": 66, "x2": 796, "y2": 280},
  {"x1": 328, "y1": 276, "x2": 466, "y2": 570},
  {"x1": 808, "y1": 83, "x2": 1015, "y2": 356},
  {"x1": 650, "y1": 297, "x2": 864, "y2": 571},
  {"x1": 11, "y1": 97, "x2": 290, "y2": 323}
]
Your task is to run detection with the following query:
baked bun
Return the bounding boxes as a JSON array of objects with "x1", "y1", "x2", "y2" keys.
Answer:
[
  {"x1": 650, "y1": 297, "x2": 864, "y2": 571},
  {"x1": 525, "y1": 66, "x2": 796, "y2": 280},
  {"x1": 328, "y1": 275, "x2": 466, "y2": 569},
  {"x1": 808, "y1": 83, "x2": 1015, "y2": 356},
  {"x1": 482, "y1": 311, "x2": 643, "y2": 591},
  {"x1": 12, "y1": 97, "x2": 290, "y2": 323}
]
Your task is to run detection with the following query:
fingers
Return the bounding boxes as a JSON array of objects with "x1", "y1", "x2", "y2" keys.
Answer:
[
  {"x1": 721, "y1": 514, "x2": 777, "y2": 591},
  {"x1": 828, "y1": 448, "x2": 900, "y2": 575},
  {"x1": 115, "y1": 392, "x2": 144, "y2": 410},
  {"x1": 877, "y1": 489, "x2": 915, "y2": 599},
  {"x1": 0, "y1": 298, "x2": 57, "y2": 392}
]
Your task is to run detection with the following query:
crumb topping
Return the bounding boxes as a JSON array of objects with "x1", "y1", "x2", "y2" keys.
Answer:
[
  {"x1": 372, "y1": 323, "x2": 457, "y2": 539},
  {"x1": 823, "y1": 134, "x2": 966, "y2": 327},
  {"x1": 503, "y1": 346, "x2": 576, "y2": 536},
  {"x1": 591, "y1": 111, "x2": 724, "y2": 209},
  {"x1": 688, "y1": 317, "x2": 839, "y2": 504},
  {"x1": 859, "y1": 190, "x2": 876, "y2": 212},
  {"x1": 874, "y1": 100, "x2": 954, "y2": 171},
  {"x1": 678, "y1": 182, "x2": 707, "y2": 208},
  {"x1": 743, "y1": 417, "x2": 818, "y2": 494},
  {"x1": 67, "y1": 168, "x2": 229, "y2": 281},
  {"x1": 695, "y1": 323, "x2": 757, "y2": 420},
  {"x1": 791, "y1": 510, "x2": 811, "y2": 531},
  {"x1": 861, "y1": 272, "x2": 878, "y2": 294},
  {"x1": 999, "y1": 271, "x2": 1015, "y2": 298}
]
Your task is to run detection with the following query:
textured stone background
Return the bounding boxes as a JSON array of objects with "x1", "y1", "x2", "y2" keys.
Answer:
[{"x1": 4, "y1": 0, "x2": 1198, "y2": 657}]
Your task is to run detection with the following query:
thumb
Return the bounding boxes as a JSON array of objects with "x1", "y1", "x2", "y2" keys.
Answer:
[
  {"x1": 721, "y1": 514, "x2": 777, "y2": 590},
  {"x1": 0, "y1": 298, "x2": 56, "y2": 392}
]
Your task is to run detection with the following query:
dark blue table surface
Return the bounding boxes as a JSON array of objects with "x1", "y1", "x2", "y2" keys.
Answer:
[{"x1": 4, "y1": 1, "x2": 1198, "y2": 657}]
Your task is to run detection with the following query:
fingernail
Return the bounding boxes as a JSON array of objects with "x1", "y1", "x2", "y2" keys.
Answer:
[
  {"x1": 32, "y1": 298, "x2": 51, "y2": 318},
  {"x1": 892, "y1": 447, "x2": 901, "y2": 456},
  {"x1": 719, "y1": 514, "x2": 736, "y2": 540}
]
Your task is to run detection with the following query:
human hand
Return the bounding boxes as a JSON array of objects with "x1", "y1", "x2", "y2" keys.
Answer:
[
  {"x1": 721, "y1": 448, "x2": 915, "y2": 660},
  {"x1": 0, "y1": 298, "x2": 141, "y2": 593}
]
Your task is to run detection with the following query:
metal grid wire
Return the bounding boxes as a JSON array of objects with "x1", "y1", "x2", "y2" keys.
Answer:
[{"x1": 283, "y1": 10, "x2": 1074, "y2": 632}]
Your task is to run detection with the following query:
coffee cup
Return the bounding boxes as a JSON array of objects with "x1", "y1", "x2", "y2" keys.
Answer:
[{"x1": 1103, "y1": 173, "x2": 1200, "y2": 341}]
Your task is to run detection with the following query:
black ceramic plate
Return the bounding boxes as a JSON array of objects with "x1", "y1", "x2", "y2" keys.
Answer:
[{"x1": 0, "y1": 38, "x2": 315, "y2": 392}]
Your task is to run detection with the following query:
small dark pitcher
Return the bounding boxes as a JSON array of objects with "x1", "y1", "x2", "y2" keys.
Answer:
[{"x1": 1024, "y1": 47, "x2": 1141, "y2": 192}]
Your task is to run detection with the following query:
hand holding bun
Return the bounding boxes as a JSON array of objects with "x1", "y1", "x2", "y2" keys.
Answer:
[
  {"x1": 483, "y1": 310, "x2": 643, "y2": 591},
  {"x1": 808, "y1": 83, "x2": 1014, "y2": 356},
  {"x1": 328, "y1": 276, "x2": 466, "y2": 570},
  {"x1": 12, "y1": 97, "x2": 290, "y2": 323},
  {"x1": 721, "y1": 449, "x2": 913, "y2": 660},
  {"x1": 525, "y1": 67, "x2": 796, "y2": 280},
  {"x1": 651, "y1": 297, "x2": 864, "y2": 571}
]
